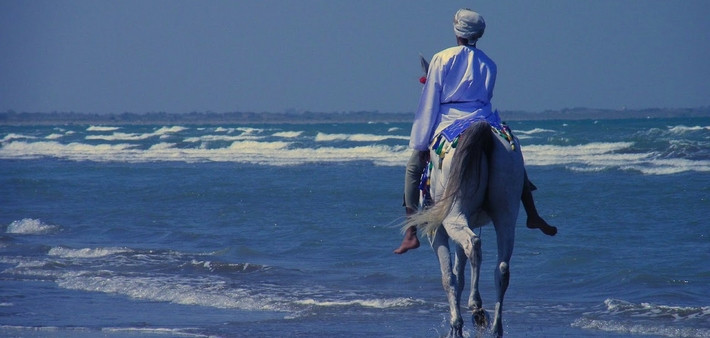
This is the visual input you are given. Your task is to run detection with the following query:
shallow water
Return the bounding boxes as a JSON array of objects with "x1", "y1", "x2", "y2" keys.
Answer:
[{"x1": 1, "y1": 117, "x2": 709, "y2": 337}]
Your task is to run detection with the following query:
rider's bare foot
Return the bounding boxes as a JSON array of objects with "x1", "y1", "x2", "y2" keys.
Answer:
[
  {"x1": 394, "y1": 226, "x2": 420, "y2": 254},
  {"x1": 527, "y1": 217, "x2": 557, "y2": 236}
]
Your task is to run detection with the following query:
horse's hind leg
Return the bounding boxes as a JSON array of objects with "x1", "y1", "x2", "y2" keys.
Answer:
[
  {"x1": 456, "y1": 233, "x2": 487, "y2": 331},
  {"x1": 442, "y1": 201, "x2": 478, "y2": 259},
  {"x1": 467, "y1": 235, "x2": 487, "y2": 329},
  {"x1": 442, "y1": 200, "x2": 486, "y2": 333},
  {"x1": 430, "y1": 227, "x2": 463, "y2": 337},
  {"x1": 492, "y1": 219, "x2": 515, "y2": 337}
]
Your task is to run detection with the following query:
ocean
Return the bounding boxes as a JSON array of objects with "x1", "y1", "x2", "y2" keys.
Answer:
[{"x1": 1, "y1": 116, "x2": 708, "y2": 337}]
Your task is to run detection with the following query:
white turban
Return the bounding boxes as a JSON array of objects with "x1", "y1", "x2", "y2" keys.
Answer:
[{"x1": 453, "y1": 9, "x2": 485, "y2": 44}]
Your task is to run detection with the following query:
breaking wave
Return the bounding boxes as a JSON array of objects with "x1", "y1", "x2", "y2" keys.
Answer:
[
  {"x1": 85, "y1": 126, "x2": 188, "y2": 141},
  {"x1": 57, "y1": 272, "x2": 285, "y2": 311},
  {"x1": 315, "y1": 132, "x2": 409, "y2": 142},
  {"x1": 6, "y1": 219, "x2": 58, "y2": 234},
  {"x1": 1, "y1": 133, "x2": 36, "y2": 142},
  {"x1": 572, "y1": 318, "x2": 710, "y2": 337},
  {"x1": 2, "y1": 241, "x2": 424, "y2": 318},
  {"x1": 603, "y1": 299, "x2": 710, "y2": 321},
  {"x1": 272, "y1": 131, "x2": 303, "y2": 138},
  {"x1": 666, "y1": 125, "x2": 710, "y2": 134},
  {"x1": 87, "y1": 126, "x2": 120, "y2": 132},
  {"x1": 515, "y1": 127, "x2": 556, "y2": 135},
  {"x1": 524, "y1": 142, "x2": 710, "y2": 174},
  {"x1": 183, "y1": 134, "x2": 265, "y2": 142},
  {"x1": 1, "y1": 121, "x2": 708, "y2": 173},
  {"x1": 295, "y1": 297, "x2": 422, "y2": 309},
  {"x1": 572, "y1": 299, "x2": 710, "y2": 337},
  {"x1": 0, "y1": 325, "x2": 208, "y2": 337},
  {"x1": 0, "y1": 140, "x2": 409, "y2": 166},
  {"x1": 48, "y1": 247, "x2": 132, "y2": 258}
]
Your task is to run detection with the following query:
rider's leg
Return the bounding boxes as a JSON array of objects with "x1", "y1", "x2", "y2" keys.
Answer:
[
  {"x1": 522, "y1": 171, "x2": 557, "y2": 236},
  {"x1": 394, "y1": 150, "x2": 426, "y2": 254}
]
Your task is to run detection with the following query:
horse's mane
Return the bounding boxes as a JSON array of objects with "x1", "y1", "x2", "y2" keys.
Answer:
[{"x1": 404, "y1": 121, "x2": 493, "y2": 236}]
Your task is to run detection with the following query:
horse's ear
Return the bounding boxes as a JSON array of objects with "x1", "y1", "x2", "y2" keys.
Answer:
[{"x1": 419, "y1": 54, "x2": 429, "y2": 74}]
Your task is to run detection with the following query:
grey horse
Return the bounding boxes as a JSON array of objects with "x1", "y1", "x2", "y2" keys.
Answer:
[{"x1": 405, "y1": 120, "x2": 524, "y2": 337}]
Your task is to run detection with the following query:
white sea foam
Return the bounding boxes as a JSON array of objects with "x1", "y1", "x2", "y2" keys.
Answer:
[
  {"x1": 0, "y1": 133, "x2": 35, "y2": 142},
  {"x1": 566, "y1": 165, "x2": 609, "y2": 173},
  {"x1": 87, "y1": 126, "x2": 120, "y2": 132},
  {"x1": 525, "y1": 141, "x2": 710, "y2": 174},
  {"x1": 272, "y1": 131, "x2": 303, "y2": 138},
  {"x1": 0, "y1": 140, "x2": 409, "y2": 165},
  {"x1": 56, "y1": 272, "x2": 286, "y2": 311},
  {"x1": 2, "y1": 137, "x2": 706, "y2": 173},
  {"x1": 48, "y1": 247, "x2": 132, "y2": 258},
  {"x1": 572, "y1": 299, "x2": 710, "y2": 337},
  {"x1": 0, "y1": 141, "x2": 136, "y2": 160},
  {"x1": 572, "y1": 318, "x2": 710, "y2": 337},
  {"x1": 45, "y1": 133, "x2": 64, "y2": 140},
  {"x1": 515, "y1": 127, "x2": 556, "y2": 135},
  {"x1": 236, "y1": 127, "x2": 264, "y2": 135},
  {"x1": 183, "y1": 128, "x2": 269, "y2": 142},
  {"x1": 3, "y1": 266, "x2": 59, "y2": 278},
  {"x1": 667, "y1": 125, "x2": 710, "y2": 134},
  {"x1": 315, "y1": 132, "x2": 409, "y2": 142},
  {"x1": 349, "y1": 134, "x2": 409, "y2": 142},
  {"x1": 86, "y1": 132, "x2": 154, "y2": 141},
  {"x1": 156, "y1": 126, "x2": 187, "y2": 134},
  {"x1": 621, "y1": 158, "x2": 710, "y2": 175},
  {"x1": 6, "y1": 219, "x2": 57, "y2": 234},
  {"x1": 0, "y1": 325, "x2": 208, "y2": 337},
  {"x1": 183, "y1": 134, "x2": 264, "y2": 143},
  {"x1": 187, "y1": 260, "x2": 265, "y2": 273},
  {"x1": 296, "y1": 297, "x2": 422, "y2": 309},
  {"x1": 0, "y1": 325, "x2": 71, "y2": 333},
  {"x1": 523, "y1": 142, "x2": 640, "y2": 166},
  {"x1": 14, "y1": 260, "x2": 48, "y2": 269},
  {"x1": 101, "y1": 327, "x2": 207, "y2": 337},
  {"x1": 604, "y1": 299, "x2": 710, "y2": 320},
  {"x1": 85, "y1": 126, "x2": 187, "y2": 141}
]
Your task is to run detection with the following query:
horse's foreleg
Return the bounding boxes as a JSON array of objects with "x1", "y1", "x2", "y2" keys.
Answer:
[
  {"x1": 492, "y1": 223, "x2": 515, "y2": 337},
  {"x1": 453, "y1": 246, "x2": 466, "y2": 310},
  {"x1": 430, "y1": 227, "x2": 463, "y2": 336},
  {"x1": 452, "y1": 248, "x2": 468, "y2": 338}
]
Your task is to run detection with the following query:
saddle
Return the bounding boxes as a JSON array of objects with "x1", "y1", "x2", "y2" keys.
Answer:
[
  {"x1": 432, "y1": 111, "x2": 514, "y2": 157},
  {"x1": 419, "y1": 112, "x2": 516, "y2": 206}
]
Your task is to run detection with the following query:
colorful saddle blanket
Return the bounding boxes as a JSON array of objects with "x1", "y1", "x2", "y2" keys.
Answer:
[
  {"x1": 418, "y1": 112, "x2": 516, "y2": 206},
  {"x1": 432, "y1": 112, "x2": 515, "y2": 160}
]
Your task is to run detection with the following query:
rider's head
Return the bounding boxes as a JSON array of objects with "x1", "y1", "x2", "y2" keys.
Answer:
[{"x1": 453, "y1": 8, "x2": 485, "y2": 46}]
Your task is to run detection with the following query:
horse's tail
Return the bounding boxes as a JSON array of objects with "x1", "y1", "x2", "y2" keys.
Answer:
[{"x1": 405, "y1": 121, "x2": 493, "y2": 236}]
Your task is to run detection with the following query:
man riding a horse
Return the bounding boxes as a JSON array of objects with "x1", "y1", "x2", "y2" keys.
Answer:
[
  {"x1": 393, "y1": 8, "x2": 558, "y2": 336},
  {"x1": 395, "y1": 8, "x2": 557, "y2": 255}
]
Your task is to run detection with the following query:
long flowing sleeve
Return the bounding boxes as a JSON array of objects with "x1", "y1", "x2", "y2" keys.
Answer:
[{"x1": 409, "y1": 55, "x2": 443, "y2": 151}]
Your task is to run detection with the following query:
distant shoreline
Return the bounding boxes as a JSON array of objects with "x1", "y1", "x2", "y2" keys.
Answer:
[{"x1": 1, "y1": 108, "x2": 708, "y2": 126}]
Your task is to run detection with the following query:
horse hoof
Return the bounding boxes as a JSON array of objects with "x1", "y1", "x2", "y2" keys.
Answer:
[
  {"x1": 472, "y1": 308, "x2": 489, "y2": 328},
  {"x1": 448, "y1": 325, "x2": 463, "y2": 338}
]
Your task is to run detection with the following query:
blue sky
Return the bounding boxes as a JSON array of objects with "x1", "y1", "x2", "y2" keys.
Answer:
[{"x1": 1, "y1": 0, "x2": 708, "y2": 114}]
